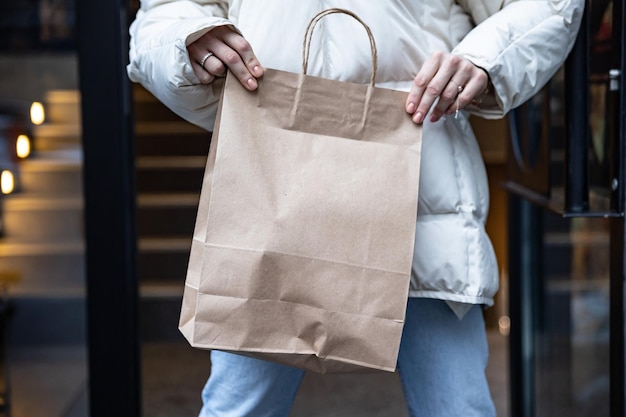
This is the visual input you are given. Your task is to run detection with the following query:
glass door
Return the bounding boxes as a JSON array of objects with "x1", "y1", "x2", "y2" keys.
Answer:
[{"x1": 507, "y1": 1, "x2": 625, "y2": 416}]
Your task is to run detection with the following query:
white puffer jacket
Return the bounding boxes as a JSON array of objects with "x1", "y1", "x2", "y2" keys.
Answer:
[{"x1": 128, "y1": 0, "x2": 583, "y2": 311}]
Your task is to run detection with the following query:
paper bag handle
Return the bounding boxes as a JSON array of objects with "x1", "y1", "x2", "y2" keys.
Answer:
[{"x1": 302, "y1": 8, "x2": 378, "y2": 87}]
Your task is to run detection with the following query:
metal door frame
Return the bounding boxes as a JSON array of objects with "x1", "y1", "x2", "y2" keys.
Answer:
[{"x1": 77, "y1": 0, "x2": 141, "y2": 415}]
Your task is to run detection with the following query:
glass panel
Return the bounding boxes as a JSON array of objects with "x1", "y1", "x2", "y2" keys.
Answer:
[
  {"x1": 588, "y1": 0, "x2": 614, "y2": 210},
  {"x1": 0, "y1": 0, "x2": 87, "y2": 415},
  {"x1": 534, "y1": 2, "x2": 614, "y2": 414},
  {"x1": 544, "y1": 0, "x2": 616, "y2": 214},
  {"x1": 535, "y1": 213, "x2": 610, "y2": 417}
]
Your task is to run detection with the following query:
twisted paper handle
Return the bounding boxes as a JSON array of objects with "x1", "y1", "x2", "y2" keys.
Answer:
[{"x1": 302, "y1": 8, "x2": 378, "y2": 87}]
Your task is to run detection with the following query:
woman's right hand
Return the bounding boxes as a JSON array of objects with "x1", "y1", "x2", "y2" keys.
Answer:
[{"x1": 187, "y1": 26, "x2": 264, "y2": 90}]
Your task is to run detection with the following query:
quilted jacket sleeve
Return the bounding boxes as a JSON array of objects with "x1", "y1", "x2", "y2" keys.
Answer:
[
  {"x1": 453, "y1": 0, "x2": 585, "y2": 118},
  {"x1": 127, "y1": 0, "x2": 232, "y2": 130}
]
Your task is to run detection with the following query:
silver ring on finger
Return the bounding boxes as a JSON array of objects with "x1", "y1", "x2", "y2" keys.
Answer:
[
  {"x1": 449, "y1": 80, "x2": 464, "y2": 95},
  {"x1": 449, "y1": 80, "x2": 465, "y2": 119},
  {"x1": 200, "y1": 52, "x2": 214, "y2": 69}
]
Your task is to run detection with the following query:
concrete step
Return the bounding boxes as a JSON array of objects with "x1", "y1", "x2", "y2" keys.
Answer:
[
  {"x1": 30, "y1": 90, "x2": 81, "y2": 152},
  {"x1": 32, "y1": 119, "x2": 209, "y2": 149},
  {"x1": 137, "y1": 193, "x2": 199, "y2": 237},
  {"x1": 44, "y1": 90, "x2": 81, "y2": 125},
  {"x1": 0, "y1": 235, "x2": 193, "y2": 296},
  {"x1": 133, "y1": 98, "x2": 185, "y2": 124},
  {"x1": 32, "y1": 126, "x2": 209, "y2": 156},
  {"x1": 0, "y1": 241, "x2": 85, "y2": 294},
  {"x1": 1, "y1": 192, "x2": 199, "y2": 242},
  {"x1": 132, "y1": 85, "x2": 185, "y2": 123},
  {"x1": 32, "y1": 123, "x2": 81, "y2": 152},
  {"x1": 19, "y1": 149, "x2": 82, "y2": 196},
  {"x1": 32, "y1": 121, "x2": 211, "y2": 155},
  {"x1": 136, "y1": 156, "x2": 206, "y2": 193},
  {"x1": 135, "y1": 122, "x2": 210, "y2": 157},
  {"x1": 2, "y1": 196, "x2": 84, "y2": 241},
  {"x1": 138, "y1": 238, "x2": 191, "y2": 282}
]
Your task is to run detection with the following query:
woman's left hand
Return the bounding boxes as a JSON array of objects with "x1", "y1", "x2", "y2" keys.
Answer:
[{"x1": 405, "y1": 51, "x2": 489, "y2": 124}]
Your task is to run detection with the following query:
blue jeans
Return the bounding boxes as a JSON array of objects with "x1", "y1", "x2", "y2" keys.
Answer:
[{"x1": 199, "y1": 298, "x2": 495, "y2": 417}]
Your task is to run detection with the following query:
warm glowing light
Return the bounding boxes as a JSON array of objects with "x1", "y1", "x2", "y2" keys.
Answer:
[
  {"x1": 30, "y1": 102, "x2": 45, "y2": 125},
  {"x1": 16, "y1": 134, "x2": 31, "y2": 158},
  {"x1": 498, "y1": 315, "x2": 511, "y2": 336},
  {"x1": 1, "y1": 170, "x2": 15, "y2": 194}
]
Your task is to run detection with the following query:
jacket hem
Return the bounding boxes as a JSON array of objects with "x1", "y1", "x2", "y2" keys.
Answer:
[{"x1": 407, "y1": 289, "x2": 494, "y2": 307}]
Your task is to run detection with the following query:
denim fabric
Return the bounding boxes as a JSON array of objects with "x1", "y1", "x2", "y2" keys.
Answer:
[
  {"x1": 396, "y1": 298, "x2": 496, "y2": 417},
  {"x1": 199, "y1": 298, "x2": 495, "y2": 417}
]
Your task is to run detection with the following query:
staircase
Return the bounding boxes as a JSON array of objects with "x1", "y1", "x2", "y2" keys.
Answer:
[
  {"x1": 133, "y1": 85, "x2": 210, "y2": 341},
  {"x1": 4, "y1": 85, "x2": 210, "y2": 345}
]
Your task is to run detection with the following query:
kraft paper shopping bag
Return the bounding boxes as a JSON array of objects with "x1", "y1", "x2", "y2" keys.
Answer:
[{"x1": 179, "y1": 8, "x2": 422, "y2": 373}]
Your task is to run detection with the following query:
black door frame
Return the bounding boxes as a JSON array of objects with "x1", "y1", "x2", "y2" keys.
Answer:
[{"x1": 77, "y1": 0, "x2": 141, "y2": 415}]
